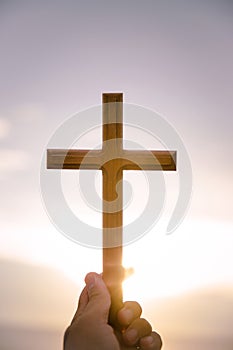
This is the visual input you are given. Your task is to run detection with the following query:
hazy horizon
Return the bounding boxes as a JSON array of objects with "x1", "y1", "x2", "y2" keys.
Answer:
[{"x1": 1, "y1": 258, "x2": 233, "y2": 350}]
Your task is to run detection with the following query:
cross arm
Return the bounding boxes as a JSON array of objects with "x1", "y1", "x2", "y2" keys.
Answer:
[
  {"x1": 121, "y1": 150, "x2": 176, "y2": 170},
  {"x1": 47, "y1": 149, "x2": 103, "y2": 169}
]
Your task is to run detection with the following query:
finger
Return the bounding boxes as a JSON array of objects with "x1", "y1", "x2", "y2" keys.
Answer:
[
  {"x1": 140, "y1": 331, "x2": 163, "y2": 350},
  {"x1": 84, "y1": 272, "x2": 111, "y2": 322},
  {"x1": 70, "y1": 286, "x2": 89, "y2": 325},
  {"x1": 123, "y1": 318, "x2": 152, "y2": 346},
  {"x1": 117, "y1": 301, "x2": 142, "y2": 326}
]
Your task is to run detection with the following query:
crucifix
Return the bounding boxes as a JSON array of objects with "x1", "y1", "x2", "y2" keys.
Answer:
[{"x1": 47, "y1": 93, "x2": 176, "y2": 326}]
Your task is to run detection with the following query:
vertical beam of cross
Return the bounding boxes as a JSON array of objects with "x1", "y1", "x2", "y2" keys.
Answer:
[{"x1": 102, "y1": 93, "x2": 124, "y2": 325}]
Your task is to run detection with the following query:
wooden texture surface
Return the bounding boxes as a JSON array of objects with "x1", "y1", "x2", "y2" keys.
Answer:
[
  {"x1": 102, "y1": 93, "x2": 124, "y2": 326},
  {"x1": 47, "y1": 92, "x2": 177, "y2": 327},
  {"x1": 47, "y1": 149, "x2": 176, "y2": 170}
]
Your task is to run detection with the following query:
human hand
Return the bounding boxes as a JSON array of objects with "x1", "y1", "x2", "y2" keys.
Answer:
[{"x1": 64, "y1": 272, "x2": 162, "y2": 350}]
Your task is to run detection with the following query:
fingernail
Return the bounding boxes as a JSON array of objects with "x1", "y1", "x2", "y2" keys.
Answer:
[
  {"x1": 125, "y1": 328, "x2": 138, "y2": 343},
  {"x1": 85, "y1": 274, "x2": 96, "y2": 291}
]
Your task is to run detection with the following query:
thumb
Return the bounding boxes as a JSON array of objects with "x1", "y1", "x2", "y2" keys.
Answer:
[{"x1": 84, "y1": 272, "x2": 111, "y2": 323}]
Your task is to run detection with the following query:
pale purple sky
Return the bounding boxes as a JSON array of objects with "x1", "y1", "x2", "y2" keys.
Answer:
[
  {"x1": 1, "y1": 0, "x2": 233, "y2": 222},
  {"x1": 0, "y1": 1, "x2": 233, "y2": 348}
]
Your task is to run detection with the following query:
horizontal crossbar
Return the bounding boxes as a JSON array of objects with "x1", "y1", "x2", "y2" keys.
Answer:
[{"x1": 47, "y1": 149, "x2": 176, "y2": 171}]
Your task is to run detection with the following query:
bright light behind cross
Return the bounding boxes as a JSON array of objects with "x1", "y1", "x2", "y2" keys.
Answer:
[{"x1": 54, "y1": 219, "x2": 233, "y2": 301}]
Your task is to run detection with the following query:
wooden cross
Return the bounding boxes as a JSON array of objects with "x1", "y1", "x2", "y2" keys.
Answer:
[{"x1": 47, "y1": 93, "x2": 176, "y2": 326}]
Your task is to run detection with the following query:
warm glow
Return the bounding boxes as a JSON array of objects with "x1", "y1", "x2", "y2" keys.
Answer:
[
  {"x1": 122, "y1": 219, "x2": 233, "y2": 300},
  {"x1": 2, "y1": 219, "x2": 233, "y2": 301},
  {"x1": 41, "y1": 218, "x2": 233, "y2": 302}
]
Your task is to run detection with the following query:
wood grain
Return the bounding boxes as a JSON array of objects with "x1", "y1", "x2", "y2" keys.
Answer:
[
  {"x1": 47, "y1": 149, "x2": 176, "y2": 171},
  {"x1": 102, "y1": 93, "x2": 124, "y2": 326}
]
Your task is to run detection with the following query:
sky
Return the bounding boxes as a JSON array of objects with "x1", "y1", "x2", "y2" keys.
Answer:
[{"x1": 0, "y1": 1, "x2": 233, "y2": 349}]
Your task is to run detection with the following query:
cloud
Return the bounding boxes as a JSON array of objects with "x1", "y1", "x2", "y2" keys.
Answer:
[
  {"x1": 0, "y1": 118, "x2": 11, "y2": 139},
  {"x1": 0, "y1": 258, "x2": 77, "y2": 329},
  {"x1": 14, "y1": 104, "x2": 46, "y2": 122},
  {"x1": 0, "y1": 258, "x2": 233, "y2": 350},
  {"x1": 145, "y1": 284, "x2": 233, "y2": 341},
  {"x1": 1, "y1": 104, "x2": 46, "y2": 126},
  {"x1": 0, "y1": 149, "x2": 30, "y2": 172}
]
